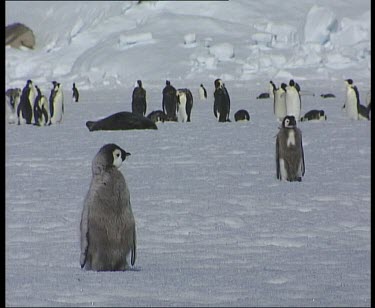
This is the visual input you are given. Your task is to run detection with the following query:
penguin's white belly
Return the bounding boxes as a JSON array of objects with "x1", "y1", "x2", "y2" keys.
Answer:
[
  {"x1": 177, "y1": 98, "x2": 188, "y2": 122},
  {"x1": 51, "y1": 93, "x2": 64, "y2": 124},
  {"x1": 346, "y1": 91, "x2": 358, "y2": 120},
  {"x1": 279, "y1": 159, "x2": 288, "y2": 180},
  {"x1": 274, "y1": 92, "x2": 286, "y2": 121},
  {"x1": 286, "y1": 92, "x2": 300, "y2": 119},
  {"x1": 198, "y1": 88, "x2": 206, "y2": 100}
]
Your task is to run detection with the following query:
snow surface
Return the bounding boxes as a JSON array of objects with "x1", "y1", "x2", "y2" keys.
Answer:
[{"x1": 5, "y1": 0, "x2": 371, "y2": 307}]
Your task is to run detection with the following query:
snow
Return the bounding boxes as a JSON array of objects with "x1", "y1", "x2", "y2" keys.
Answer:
[{"x1": 5, "y1": 0, "x2": 370, "y2": 306}]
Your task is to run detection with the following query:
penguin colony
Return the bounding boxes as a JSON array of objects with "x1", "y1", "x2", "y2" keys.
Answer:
[
  {"x1": 6, "y1": 76, "x2": 370, "y2": 271},
  {"x1": 6, "y1": 79, "x2": 68, "y2": 126}
]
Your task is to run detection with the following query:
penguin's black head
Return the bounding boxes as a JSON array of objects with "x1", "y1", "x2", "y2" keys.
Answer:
[
  {"x1": 100, "y1": 143, "x2": 131, "y2": 169},
  {"x1": 280, "y1": 83, "x2": 287, "y2": 90},
  {"x1": 289, "y1": 79, "x2": 295, "y2": 86},
  {"x1": 282, "y1": 115, "x2": 297, "y2": 128},
  {"x1": 137, "y1": 80, "x2": 142, "y2": 87},
  {"x1": 166, "y1": 80, "x2": 170, "y2": 86},
  {"x1": 346, "y1": 79, "x2": 353, "y2": 85},
  {"x1": 214, "y1": 79, "x2": 222, "y2": 89}
]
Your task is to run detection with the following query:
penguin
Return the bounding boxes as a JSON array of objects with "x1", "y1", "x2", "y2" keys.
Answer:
[
  {"x1": 33, "y1": 85, "x2": 50, "y2": 126},
  {"x1": 276, "y1": 115, "x2": 305, "y2": 182},
  {"x1": 6, "y1": 88, "x2": 21, "y2": 124},
  {"x1": 72, "y1": 82, "x2": 79, "y2": 102},
  {"x1": 285, "y1": 79, "x2": 301, "y2": 121},
  {"x1": 269, "y1": 80, "x2": 276, "y2": 99},
  {"x1": 146, "y1": 110, "x2": 167, "y2": 123},
  {"x1": 176, "y1": 88, "x2": 193, "y2": 122},
  {"x1": 17, "y1": 79, "x2": 36, "y2": 124},
  {"x1": 320, "y1": 93, "x2": 335, "y2": 98},
  {"x1": 273, "y1": 83, "x2": 287, "y2": 122},
  {"x1": 80, "y1": 143, "x2": 136, "y2": 271},
  {"x1": 300, "y1": 109, "x2": 327, "y2": 122},
  {"x1": 213, "y1": 78, "x2": 231, "y2": 122},
  {"x1": 162, "y1": 80, "x2": 178, "y2": 121},
  {"x1": 344, "y1": 79, "x2": 370, "y2": 120},
  {"x1": 234, "y1": 109, "x2": 250, "y2": 122},
  {"x1": 131, "y1": 80, "x2": 147, "y2": 116},
  {"x1": 86, "y1": 111, "x2": 157, "y2": 131},
  {"x1": 198, "y1": 83, "x2": 207, "y2": 100},
  {"x1": 49, "y1": 82, "x2": 64, "y2": 124},
  {"x1": 256, "y1": 92, "x2": 270, "y2": 99}
]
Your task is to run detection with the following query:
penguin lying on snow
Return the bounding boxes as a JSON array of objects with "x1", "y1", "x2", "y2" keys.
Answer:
[
  {"x1": 276, "y1": 115, "x2": 305, "y2": 182},
  {"x1": 86, "y1": 111, "x2": 157, "y2": 131},
  {"x1": 147, "y1": 110, "x2": 167, "y2": 123},
  {"x1": 234, "y1": 109, "x2": 250, "y2": 121},
  {"x1": 80, "y1": 143, "x2": 136, "y2": 271},
  {"x1": 300, "y1": 110, "x2": 327, "y2": 122}
]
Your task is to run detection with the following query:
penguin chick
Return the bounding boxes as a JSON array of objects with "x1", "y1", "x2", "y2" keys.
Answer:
[
  {"x1": 276, "y1": 115, "x2": 305, "y2": 182},
  {"x1": 80, "y1": 144, "x2": 136, "y2": 271}
]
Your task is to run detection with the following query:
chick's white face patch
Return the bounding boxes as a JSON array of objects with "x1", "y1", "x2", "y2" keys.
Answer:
[{"x1": 112, "y1": 149, "x2": 123, "y2": 168}]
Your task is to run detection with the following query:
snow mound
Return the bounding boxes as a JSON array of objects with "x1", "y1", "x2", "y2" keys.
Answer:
[
  {"x1": 304, "y1": 5, "x2": 338, "y2": 44},
  {"x1": 209, "y1": 43, "x2": 234, "y2": 61},
  {"x1": 118, "y1": 32, "x2": 153, "y2": 48}
]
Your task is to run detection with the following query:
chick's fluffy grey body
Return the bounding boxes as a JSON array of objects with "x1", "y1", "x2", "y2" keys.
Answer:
[{"x1": 80, "y1": 144, "x2": 136, "y2": 271}]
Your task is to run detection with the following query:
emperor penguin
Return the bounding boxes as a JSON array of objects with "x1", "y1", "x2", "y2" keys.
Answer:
[
  {"x1": 17, "y1": 79, "x2": 36, "y2": 124},
  {"x1": 6, "y1": 88, "x2": 21, "y2": 124},
  {"x1": 176, "y1": 88, "x2": 193, "y2": 122},
  {"x1": 34, "y1": 85, "x2": 50, "y2": 126},
  {"x1": 300, "y1": 109, "x2": 327, "y2": 122},
  {"x1": 276, "y1": 115, "x2": 305, "y2": 182},
  {"x1": 198, "y1": 84, "x2": 207, "y2": 100},
  {"x1": 344, "y1": 79, "x2": 370, "y2": 120},
  {"x1": 213, "y1": 78, "x2": 231, "y2": 122},
  {"x1": 147, "y1": 110, "x2": 167, "y2": 123},
  {"x1": 80, "y1": 143, "x2": 136, "y2": 271},
  {"x1": 49, "y1": 82, "x2": 64, "y2": 124},
  {"x1": 162, "y1": 80, "x2": 178, "y2": 121},
  {"x1": 131, "y1": 80, "x2": 147, "y2": 116},
  {"x1": 273, "y1": 82, "x2": 287, "y2": 122},
  {"x1": 234, "y1": 109, "x2": 250, "y2": 122},
  {"x1": 285, "y1": 79, "x2": 301, "y2": 121},
  {"x1": 72, "y1": 83, "x2": 79, "y2": 102}
]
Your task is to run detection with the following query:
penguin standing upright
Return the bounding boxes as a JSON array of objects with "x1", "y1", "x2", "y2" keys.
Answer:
[
  {"x1": 49, "y1": 82, "x2": 64, "y2": 124},
  {"x1": 273, "y1": 83, "x2": 287, "y2": 122},
  {"x1": 72, "y1": 83, "x2": 79, "y2": 102},
  {"x1": 198, "y1": 84, "x2": 207, "y2": 100},
  {"x1": 344, "y1": 79, "x2": 370, "y2": 120},
  {"x1": 80, "y1": 144, "x2": 136, "y2": 271},
  {"x1": 285, "y1": 79, "x2": 301, "y2": 121},
  {"x1": 176, "y1": 88, "x2": 193, "y2": 122},
  {"x1": 131, "y1": 80, "x2": 147, "y2": 116},
  {"x1": 34, "y1": 85, "x2": 50, "y2": 126},
  {"x1": 213, "y1": 78, "x2": 231, "y2": 122},
  {"x1": 6, "y1": 88, "x2": 21, "y2": 124},
  {"x1": 162, "y1": 80, "x2": 178, "y2": 121},
  {"x1": 269, "y1": 80, "x2": 276, "y2": 99},
  {"x1": 17, "y1": 79, "x2": 36, "y2": 124},
  {"x1": 276, "y1": 115, "x2": 305, "y2": 182}
]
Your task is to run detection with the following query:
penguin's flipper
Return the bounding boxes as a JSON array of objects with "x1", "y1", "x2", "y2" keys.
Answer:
[
  {"x1": 80, "y1": 200, "x2": 90, "y2": 269},
  {"x1": 276, "y1": 136, "x2": 281, "y2": 180},
  {"x1": 301, "y1": 138, "x2": 305, "y2": 176},
  {"x1": 131, "y1": 224, "x2": 136, "y2": 266}
]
